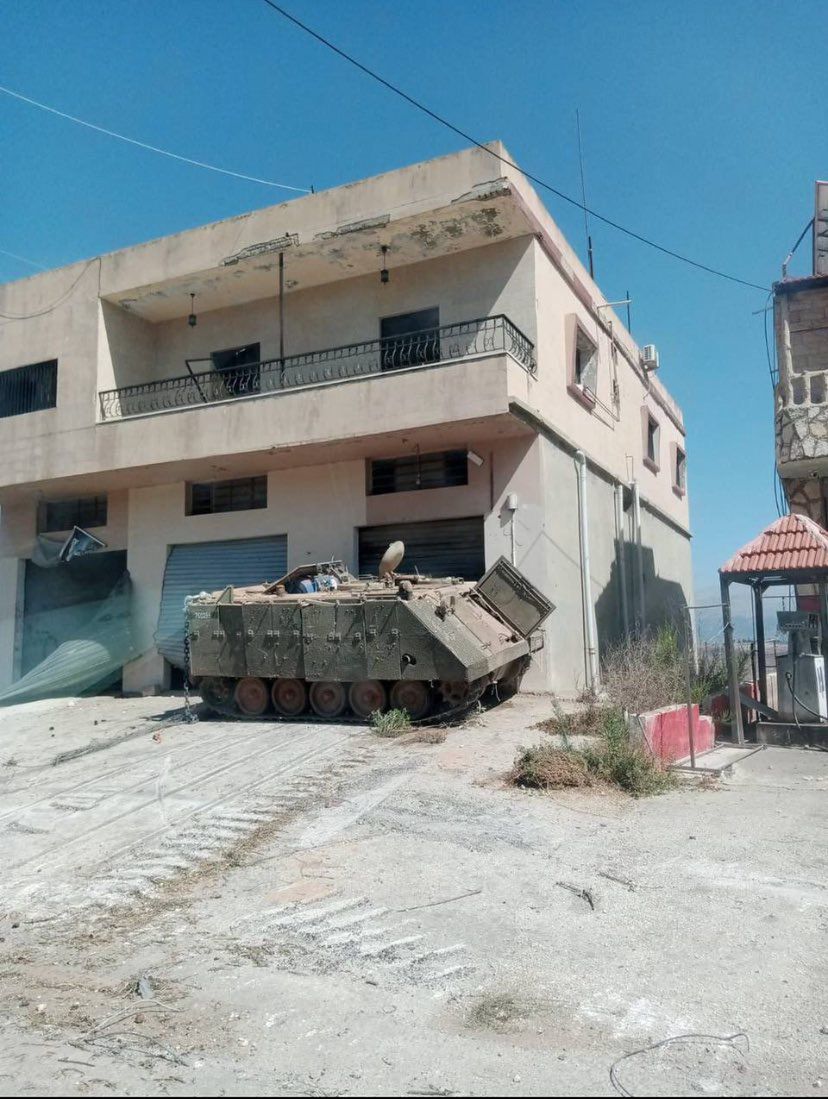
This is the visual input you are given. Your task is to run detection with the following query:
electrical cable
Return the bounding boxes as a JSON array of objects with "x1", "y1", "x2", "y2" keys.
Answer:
[
  {"x1": 761, "y1": 290, "x2": 789, "y2": 517},
  {"x1": 0, "y1": 248, "x2": 46, "y2": 271},
  {"x1": 261, "y1": 1, "x2": 770, "y2": 293},
  {"x1": 0, "y1": 258, "x2": 97, "y2": 320},
  {"x1": 0, "y1": 83, "x2": 310, "y2": 194}
]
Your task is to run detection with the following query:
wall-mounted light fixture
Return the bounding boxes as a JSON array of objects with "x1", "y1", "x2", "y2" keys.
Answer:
[
  {"x1": 188, "y1": 293, "x2": 198, "y2": 328},
  {"x1": 380, "y1": 245, "x2": 389, "y2": 285},
  {"x1": 467, "y1": 449, "x2": 484, "y2": 468}
]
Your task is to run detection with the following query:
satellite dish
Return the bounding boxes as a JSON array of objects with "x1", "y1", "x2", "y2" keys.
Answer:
[{"x1": 378, "y1": 540, "x2": 405, "y2": 578}]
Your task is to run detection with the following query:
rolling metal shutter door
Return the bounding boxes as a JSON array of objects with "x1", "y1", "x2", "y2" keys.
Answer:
[
  {"x1": 358, "y1": 517, "x2": 485, "y2": 580},
  {"x1": 156, "y1": 535, "x2": 287, "y2": 668}
]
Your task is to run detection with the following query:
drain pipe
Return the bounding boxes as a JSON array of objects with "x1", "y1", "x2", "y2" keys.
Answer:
[
  {"x1": 614, "y1": 482, "x2": 630, "y2": 635},
  {"x1": 632, "y1": 479, "x2": 646, "y2": 634},
  {"x1": 575, "y1": 451, "x2": 599, "y2": 691}
]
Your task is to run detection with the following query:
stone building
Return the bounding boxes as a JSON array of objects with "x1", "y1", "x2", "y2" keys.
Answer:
[{"x1": 776, "y1": 181, "x2": 828, "y2": 519}]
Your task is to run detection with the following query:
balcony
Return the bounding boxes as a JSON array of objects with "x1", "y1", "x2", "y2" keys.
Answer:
[
  {"x1": 776, "y1": 373, "x2": 828, "y2": 469},
  {"x1": 98, "y1": 314, "x2": 535, "y2": 422}
]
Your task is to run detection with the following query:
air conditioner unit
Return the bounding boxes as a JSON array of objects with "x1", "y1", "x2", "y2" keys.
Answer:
[{"x1": 641, "y1": 344, "x2": 660, "y2": 371}]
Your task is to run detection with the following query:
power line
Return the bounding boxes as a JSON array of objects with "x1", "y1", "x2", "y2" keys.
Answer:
[
  {"x1": 0, "y1": 259, "x2": 97, "y2": 320},
  {"x1": 0, "y1": 248, "x2": 47, "y2": 271},
  {"x1": 0, "y1": 83, "x2": 310, "y2": 194},
  {"x1": 261, "y1": 0, "x2": 770, "y2": 294}
]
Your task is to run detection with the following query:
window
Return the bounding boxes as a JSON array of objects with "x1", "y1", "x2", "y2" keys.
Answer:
[
  {"x1": 380, "y1": 307, "x2": 440, "y2": 371},
  {"x1": 574, "y1": 329, "x2": 598, "y2": 392},
  {"x1": 643, "y1": 411, "x2": 661, "y2": 472},
  {"x1": 40, "y1": 495, "x2": 108, "y2": 533},
  {"x1": 368, "y1": 450, "x2": 468, "y2": 495},
  {"x1": 674, "y1": 446, "x2": 687, "y2": 494},
  {"x1": 567, "y1": 318, "x2": 598, "y2": 409},
  {"x1": 188, "y1": 476, "x2": 267, "y2": 515},
  {"x1": 211, "y1": 343, "x2": 261, "y2": 395},
  {"x1": 0, "y1": 359, "x2": 57, "y2": 419}
]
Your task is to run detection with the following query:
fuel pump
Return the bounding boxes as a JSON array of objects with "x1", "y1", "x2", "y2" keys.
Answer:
[{"x1": 777, "y1": 610, "x2": 828, "y2": 722}]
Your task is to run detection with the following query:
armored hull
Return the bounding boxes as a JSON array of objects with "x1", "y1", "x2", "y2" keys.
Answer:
[{"x1": 186, "y1": 555, "x2": 552, "y2": 721}]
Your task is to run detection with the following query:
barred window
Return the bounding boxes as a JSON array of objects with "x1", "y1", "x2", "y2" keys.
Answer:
[
  {"x1": 369, "y1": 450, "x2": 468, "y2": 496},
  {"x1": 41, "y1": 495, "x2": 108, "y2": 533},
  {"x1": 188, "y1": 476, "x2": 267, "y2": 515},
  {"x1": 0, "y1": 359, "x2": 58, "y2": 419}
]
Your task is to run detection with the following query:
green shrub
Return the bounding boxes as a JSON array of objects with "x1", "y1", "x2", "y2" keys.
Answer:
[
  {"x1": 535, "y1": 699, "x2": 612, "y2": 737},
  {"x1": 513, "y1": 706, "x2": 676, "y2": 798},
  {"x1": 370, "y1": 708, "x2": 412, "y2": 737}
]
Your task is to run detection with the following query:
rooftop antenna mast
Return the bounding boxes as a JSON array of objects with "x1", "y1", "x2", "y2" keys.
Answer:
[{"x1": 576, "y1": 108, "x2": 594, "y2": 279}]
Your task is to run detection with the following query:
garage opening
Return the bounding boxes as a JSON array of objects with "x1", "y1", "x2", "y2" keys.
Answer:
[
  {"x1": 0, "y1": 551, "x2": 134, "y2": 706},
  {"x1": 22, "y1": 550, "x2": 128, "y2": 679},
  {"x1": 358, "y1": 517, "x2": 485, "y2": 580},
  {"x1": 156, "y1": 535, "x2": 287, "y2": 670}
]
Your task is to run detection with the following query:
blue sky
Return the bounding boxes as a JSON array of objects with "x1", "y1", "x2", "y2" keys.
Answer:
[{"x1": 1, "y1": 0, "x2": 825, "y2": 597}]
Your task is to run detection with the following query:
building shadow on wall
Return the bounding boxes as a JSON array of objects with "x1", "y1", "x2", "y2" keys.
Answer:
[{"x1": 594, "y1": 540, "x2": 689, "y2": 659}]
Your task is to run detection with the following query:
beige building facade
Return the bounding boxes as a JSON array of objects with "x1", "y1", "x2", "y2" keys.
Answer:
[{"x1": 0, "y1": 143, "x2": 692, "y2": 696}]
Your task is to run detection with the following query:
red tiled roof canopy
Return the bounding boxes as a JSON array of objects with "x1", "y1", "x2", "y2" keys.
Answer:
[{"x1": 720, "y1": 513, "x2": 828, "y2": 575}]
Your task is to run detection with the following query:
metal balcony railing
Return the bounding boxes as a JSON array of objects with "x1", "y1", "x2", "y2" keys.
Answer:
[{"x1": 98, "y1": 314, "x2": 535, "y2": 421}]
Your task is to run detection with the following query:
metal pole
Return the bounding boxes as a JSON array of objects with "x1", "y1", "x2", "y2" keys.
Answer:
[
  {"x1": 754, "y1": 583, "x2": 768, "y2": 705},
  {"x1": 576, "y1": 109, "x2": 594, "y2": 279},
  {"x1": 632, "y1": 480, "x2": 645, "y2": 634},
  {"x1": 575, "y1": 451, "x2": 599, "y2": 691},
  {"x1": 720, "y1": 573, "x2": 745, "y2": 745},
  {"x1": 684, "y1": 606, "x2": 696, "y2": 769},
  {"x1": 183, "y1": 358, "x2": 209, "y2": 404},
  {"x1": 614, "y1": 483, "x2": 630, "y2": 635},
  {"x1": 279, "y1": 251, "x2": 285, "y2": 385},
  {"x1": 778, "y1": 293, "x2": 794, "y2": 406}
]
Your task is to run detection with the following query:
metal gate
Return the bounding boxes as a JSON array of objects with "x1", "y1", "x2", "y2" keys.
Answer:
[
  {"x1": 156, "y1": 535, "x2": 287, "y2": 668},
  {"x1": 358, "y1": 517, "x2": 485, "y2": 580}
]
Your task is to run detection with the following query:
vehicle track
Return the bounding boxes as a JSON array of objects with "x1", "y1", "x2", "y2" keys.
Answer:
[
  {"x1": 96, "y1": 730, "x2": 369, "y2": 870},
  {"x1": 8, "y1": 723, "x2": 353, "y2": 873},
  {"x1": 231, "y1": 894, "x2": 476, "y2": 989},
  {"x1": 16, "y1": 739, "x2": 381, "y2": 922},
  {"x1": 0, "y1": 712, "x2": 251, "y2": 823}
]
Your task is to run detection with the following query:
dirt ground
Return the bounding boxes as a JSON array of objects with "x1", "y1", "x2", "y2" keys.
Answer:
[{"x1": 0, "y1": 691, "x2": 826, "y2": 1097}]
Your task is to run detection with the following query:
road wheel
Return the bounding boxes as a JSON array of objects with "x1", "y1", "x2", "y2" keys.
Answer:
[
  {"x1": 439, "y1": 680, "x2": 471, "y2": 707},
  {"x1": 389, "y1": 680, "x2": 431, "y2": 720},
  {"x1": 234, "y1": 676, "x2": 270, "y2": 716},
  {"x1": 309, "y1": 681, "x2": 347, "y2": 719},
  {"x1": 271, "y1": 678, "x2": 307, "y2": 717},
  {"x1": 199, "y1": 677, "x2": 233, "y2": 711},
  {"x1": 348, "y1": 680, "x2": 387, "y2": 719}
]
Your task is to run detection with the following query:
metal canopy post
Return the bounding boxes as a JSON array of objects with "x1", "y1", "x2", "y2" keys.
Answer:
[
  {"x1": 753, "y1": 581, "x2": 768, "y2": 706},
  {"x1": 683, "y1": 605, "x2": 696, "y2": 769},
  {"x1": 720, "y1": 573, "x2": 745, "y2": 745}
]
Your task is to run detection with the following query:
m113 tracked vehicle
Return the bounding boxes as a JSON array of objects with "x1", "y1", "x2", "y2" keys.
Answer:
[{"x1": 185, "y1": 543, "x2": 552, "y2": 721}]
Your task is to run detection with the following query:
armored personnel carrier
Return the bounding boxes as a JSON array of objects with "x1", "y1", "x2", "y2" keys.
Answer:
[{"x1": 185, "y1": 545, "x2": 552, "y2": 721}]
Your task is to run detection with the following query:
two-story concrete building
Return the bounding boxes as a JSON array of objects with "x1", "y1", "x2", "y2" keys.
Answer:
[
  {"x1": 0, "y1": 143, "x2": 692, "y2": 699},
  {"x1": 775, "y1": 181, "x2": 828, "y2": 521}
]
